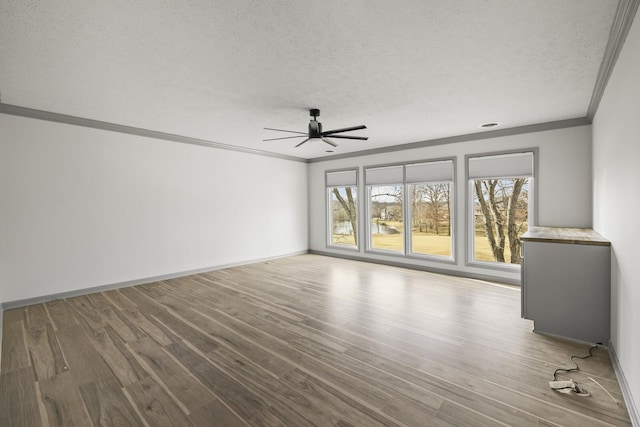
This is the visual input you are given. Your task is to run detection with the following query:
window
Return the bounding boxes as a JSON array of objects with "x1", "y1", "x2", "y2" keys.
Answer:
[
  {"x1": 365, "y1": 165, "x2": 404, "y2": 253},
  {"x1": 468, "y1": 152, "x2": 534, "y2": 265},
  {"x1": 369, "y1": 184, "x2": 404, "y2": 252},
  {"x1": 326, "y1": 169, "x2": 358, "y2": 249},
  {"x1": 406, "y1": 160, "x2": 454, "y2": 258}
]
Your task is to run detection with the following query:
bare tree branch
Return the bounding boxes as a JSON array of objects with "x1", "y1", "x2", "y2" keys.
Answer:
[{"x1": 332, "y1": 187, "x2": 357, "y2": 244}]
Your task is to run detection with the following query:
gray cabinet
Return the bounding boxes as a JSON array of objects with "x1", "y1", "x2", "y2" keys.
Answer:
[{"x1": 521, "y1": 227, "x2": 610, "y2": 344}]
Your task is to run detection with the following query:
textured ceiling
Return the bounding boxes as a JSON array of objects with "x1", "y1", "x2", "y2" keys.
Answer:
[{"x1": 0, "y1": 0, "x2": 619, "y2": 159}]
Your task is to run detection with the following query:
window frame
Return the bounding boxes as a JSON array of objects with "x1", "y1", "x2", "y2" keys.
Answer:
[
  {"x1": 465, "y1": 148, "x2": 538, "y2": 272},
  {"x1": 364, "y1": 163, "x2": 406, "y2": 255},
  {"x1": 405, "y1": 158, "x2": 456, "y2": 263},
  {"x1": 362, "y1": 158, "x2": 457, "y2": 263},
  {"x1": 325, "y1": 168, "x2": 360, "y2": 252}
]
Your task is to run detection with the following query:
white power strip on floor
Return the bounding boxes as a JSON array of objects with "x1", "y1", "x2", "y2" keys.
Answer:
[{"x1": 549, "y1": 379, "x2": 590, "y2": 396}]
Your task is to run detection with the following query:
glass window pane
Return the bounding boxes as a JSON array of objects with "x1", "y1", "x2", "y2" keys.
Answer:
[
  {"x1": 369, "y1": 185, "x2": 404, "y2": 252},
  {"x1": 329, "y1": 186, "x2": 357, "y2": 248},
  {"x1": 472, "y1": 178, "x2": 529, "y2": 264},
  {"x1": 409, "y1": 183, "x2": 452, "y2": 257}
]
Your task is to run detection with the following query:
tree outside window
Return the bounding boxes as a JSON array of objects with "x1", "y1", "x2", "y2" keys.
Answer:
[
  {"x1": 409, "y1": 183, "x2": 452, "y2": 257},
  {"x1": 329, "y1": 187, "x2": 357, "y2": 248},
  {"x1": 473, "y1": 178, "x2": 529, "y2": 264}
]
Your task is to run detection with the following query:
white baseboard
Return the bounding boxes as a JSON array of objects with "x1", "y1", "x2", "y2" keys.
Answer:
[
  {"x1": 610, "y1": 341, "x2": 640, "y2": 427},
  {"x1": 1, "y1": 250, "x2": 309, "y2": 310}
]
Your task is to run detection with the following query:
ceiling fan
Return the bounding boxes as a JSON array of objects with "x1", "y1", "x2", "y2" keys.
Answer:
[{"x1": 264, "y1": 109, "x2": 368, "y2": 148}]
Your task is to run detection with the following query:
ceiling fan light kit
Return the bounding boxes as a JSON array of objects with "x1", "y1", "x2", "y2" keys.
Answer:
[{"x1": 264, "y1": 108, "x2": 368, "y2": 148}]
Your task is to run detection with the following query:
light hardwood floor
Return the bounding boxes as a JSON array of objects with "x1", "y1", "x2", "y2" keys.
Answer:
[{"x1": 0, "y1": 254, "x2": 632, "y2": 426}]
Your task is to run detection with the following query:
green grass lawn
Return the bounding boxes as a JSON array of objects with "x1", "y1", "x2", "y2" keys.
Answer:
[
  {"x1": 333, "y1": 231, "x2": 520, "y2": 264},
  {"x1": 473, "y1": 236, "x2": 517, "y2": 263},
  {"x1": 412, "y1": 234, "x2": 452, "y2": 256},
  {"x1": 370, "y1": 232, "x2": 452, "y2": 257}
]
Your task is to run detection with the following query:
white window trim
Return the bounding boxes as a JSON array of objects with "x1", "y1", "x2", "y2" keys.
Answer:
[
  {"x1": 365, "y1": 182, "x2": 406, "y2": 255},
  {"x1": 325, "y1": 168, "x2": 360, "y2": 252},
  {"x1": 406, "y1": 180, "x2": 456, "y2": 262},
  {"x1": 363, "y1": 158, "x2": 457, "y2": 262},
  {"x1": 464, "y1": 148, "x2": 538, "y2": 272}
]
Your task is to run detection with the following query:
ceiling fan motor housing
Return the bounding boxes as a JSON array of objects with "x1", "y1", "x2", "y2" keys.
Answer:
[{"x1": 309, "y1": 119, "x2": 322, "y2": 137}]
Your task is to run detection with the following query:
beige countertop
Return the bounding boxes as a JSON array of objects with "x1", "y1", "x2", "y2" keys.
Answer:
[{"x1": 521, "y1": 226, "x2": 611, "y2": 246}]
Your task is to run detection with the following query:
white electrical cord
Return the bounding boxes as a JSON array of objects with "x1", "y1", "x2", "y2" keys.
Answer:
[{"x1": 588, "y1": 377, "x2": 619, "y2": 404}]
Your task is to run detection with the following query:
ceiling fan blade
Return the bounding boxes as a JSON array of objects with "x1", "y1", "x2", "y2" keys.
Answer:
[
  {"x1": 295, "y1": 138, "x2": 311, "y2": 147},
  {"x1": 322, "y1": 125, "x2": 367, "y2": 135},
  {"x1": 264, "y1": 127, "x2": 308, "y2": 135},
  {"x1": 263, "y1": 135, "x2": 307, "y2": 141},
  {"x1": 322, "y1": 135, "x2": 368, "y2": 140},
  {"x1": 322, "y1": 138, "x2": 338, "y2": 148}
]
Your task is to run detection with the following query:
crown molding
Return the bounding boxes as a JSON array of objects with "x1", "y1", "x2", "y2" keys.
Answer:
[
  {"x1": 0, "y1": 103, "x2": 307, "y2": 163},
  {"x1": 0, "y1": 104, "x2": 592, "y2": 166},
  {"x1": 587, "y1": 0, "x2": 640, "y2": 120},
  {"x1": 308, "y1": 117, "x2": 590, "y2": 163}
]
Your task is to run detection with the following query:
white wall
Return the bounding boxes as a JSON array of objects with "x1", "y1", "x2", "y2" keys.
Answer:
[
  {"x1": 309, "y1": 125, "x2": 593, "y2": 283},
  {"x1": 0, "y1": 114, "x2": 309, "y2": 303},
  {"x1": 593, "y1": 8, "x2": 640, "y2": 421}
]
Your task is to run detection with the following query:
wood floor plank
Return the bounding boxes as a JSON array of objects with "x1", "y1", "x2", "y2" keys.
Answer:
[
  {"x1": 85, "y1": 291, "x2": 118, "y2": 310},
  {"x1": 283, "y1": 331, "x2": 445, "y2": 418},
  {"x1": 280, "y1": 368, "x2": 394, "y2": 427},
  {"x1": 419, "y1": 341, "x2": 631, "y2": 425},
  {"x1": 117, "y1": 287, "x2": 166, "y2": 316},
  {"x1": 25, "y1": 323, "x2": 68, "y2": 380},
  {"x1": 1, "y1": 320, "x2": 30, "y2": 373},
  {"x1": 54, "y1": 325, "x2": 115, "y2": 386},
  {"x1": 79, "y1": 376, "x2": 143, "y2": 427},
  {"x1": 381, "y1": 397, "x2": 447, "y2": 427},
  {"x1": 85, "y1": 325, "x2": 148, "y2": 387},
  {"x1": 45, "y1": 301, "x2": 78, "y2": 330},
  {"x1": 24, "y1": 304, "x2": 52, "y2": 331},
  {"x1": 202, "y1": 340, "x2": 372, "y2": 426},
  {"x1": 344, "y1": 343, "x2": 604, "y2": 427},
  {"x1": 150, "y1": 310, "x2": 220, "y2": 354},
  {"x1": 1, "y1": 254, "x2": 632, "y2": 426},
  {"x1": 165, "y1": 340, "x2": 272, "y2": 425},
  {"x1": 87, "y1": 293, "x2": 143, "y2": 342},
  {"x1": 127, "y1": 336, "x2": 214, "y2": 413},
  {"x1": 66, "y1": 295, "x2": 105, "y2": 331},
  {"x1": 0, "y1": 367, "x2": 42, "y2": 427},
  {"x1": 39, "y1": 372, "x2": 92, "y2": 427},
  {"x1": 120, "y1": 308, "x2": 174, "y2": 346},
  {"x1": 188, "y1": 399, "x2": 248, "y2": 427},
  {"x1": 197, "y1": 276, "x2": 429, "y2": 370},
  {"x1": 102, "y1": 289, "x2": 138, "y2": 311},
  {"x1": 435, "y1": 399, "x2": 509, "y2": 427},
  {"x1": 125, "y1": 376, "x2": 193, "y2": 427},
  {"x1": 191, "y1": 292, "x2": 349, "y2": 356},
  {"x1": 2, "y1": 307, "x2": 26, "y2": 324},
  {"x1": 194, "y1": 305, "x2": 408, "y2": 414},
  {"x1": 188, "y1": 278, "x2": 624, "y2": 425},
  {"x1": 190, "y1": 275, "x2": 305, "y2": 323},
  {"x1": 208, "y1": 302, "x2": 412, "y2": 409},
  {"x1": 179, "y1": 307, "x2": 296, "y2": 378}
]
